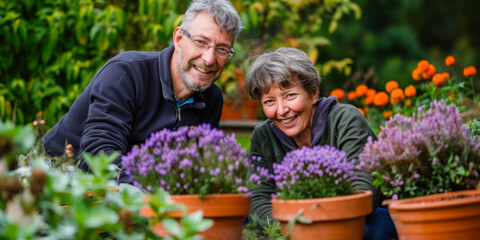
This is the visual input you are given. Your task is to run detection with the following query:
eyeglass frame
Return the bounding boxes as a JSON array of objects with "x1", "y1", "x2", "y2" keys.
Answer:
[{"x1": 181, "y1": 28, "x2": 236, "y2": 59}]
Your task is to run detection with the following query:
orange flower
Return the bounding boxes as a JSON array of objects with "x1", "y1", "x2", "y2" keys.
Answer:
[
  {"x1": 347, "y1": 91, "x2": 357, "y2": 101},
  {"x1": 425, "y1": 64, "x2": 436, "y2": 77},
  {"x1": 366, "y1": 89, "x2": 376, "y2": 97},
  {"x1": 442, "y1": 72, "x2": 450, "y2": 80},
  {"x1": 391, "y1": 88, "x2": 405, "y2": 101},
  {"x1": 329, "y1": 88, "x2": 345, "y2": 100},
  {"x1": 390, "y1": 98, "x2": 398, "y2": 105},
  {"x1": 412, "y1": 68, "x2": 422, "y2": 81},
  {"x1": 385, "y1": 80, "x2": 399, "y2": 93},
  {"x1": 449, "y1": 92, "x2": 456, "y2": 98},
  {"x1": 404, "y1": 86, "x2": 417, "y2": 98},
  {"x1": 445, "y1": 56, "x2": 455, "y2": 66},
  {"x1": 355, "y1": 84, "x2": 368, "y2": 97},
  {"x1": 432, "y1": 73, "x2": 446, "y2": 86},
  {"x1": 406, "y1": 99, "x2": 412, "y2": 107},
  {"x1": 383, "y1": 111, "x2": 392, "y2": 119},
  {"x1": 357, "y1": 108, "x2": 365, "y2": 116},
  {"x1": 464, "y1": 66, "x2": 477, "y2": 77},
  {"x1": 421, "y1": 72, "x2": 430, "y2": 80},
  {"x1": 364, "y1": 95, "x2": 375, "y2": 105},
  {"x1": 373, "y1": 92, "x2": 389, "y2": 107},
  {"x1": 417, "y1": 60, "x2": 429, "y2": 72}
]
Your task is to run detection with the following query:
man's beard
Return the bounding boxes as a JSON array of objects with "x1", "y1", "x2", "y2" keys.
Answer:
[{"x1": 177, "y1": 47, "x2": 220, "y2": 92}]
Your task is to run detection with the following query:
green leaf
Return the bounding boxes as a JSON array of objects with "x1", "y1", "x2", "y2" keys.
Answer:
[
  {"x1": 162, "y1": 218, "x2": 182, "y2": 237},
  {"x1": 84, "y1": 207, "x2": 119, "y2": 228}
]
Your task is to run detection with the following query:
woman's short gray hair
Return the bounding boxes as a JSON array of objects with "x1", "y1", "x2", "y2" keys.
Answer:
[
  {"x1": 180, "y1": 0, "x2": 243, "y2": 39},
  {"x1": 246, "y1": 47, "x2": 321, "y2": 101}
]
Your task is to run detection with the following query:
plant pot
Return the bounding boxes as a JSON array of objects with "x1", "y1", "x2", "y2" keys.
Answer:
[
  {"x1": 221, "y1": 99, "x2": 259, "y2": 121},
  {"x1": 388, "y1": 189, "x2": 480, "y2": 240},
  {"x1": 271, "y1": 190, "x2": 372, "y2": 240},
  {"x1": 140, "y1": 193, "x2": 251, "y2": 240}
]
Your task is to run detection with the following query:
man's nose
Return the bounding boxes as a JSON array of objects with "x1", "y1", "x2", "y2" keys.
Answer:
[{"x1": 201, "y1": 47, "x2": 216, "y2": 65}]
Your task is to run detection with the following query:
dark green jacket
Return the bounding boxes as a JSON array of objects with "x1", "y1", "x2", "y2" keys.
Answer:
[{"x1": 248, "y1": 102, "x2": 379, "y2": 225}]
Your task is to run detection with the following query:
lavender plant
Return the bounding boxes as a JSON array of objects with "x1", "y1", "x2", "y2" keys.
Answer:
[
  {"x1": 253, "y1": 145, "x2": 356, "y2": 200},
  {"x1": 358, "y1": 100, "x2": 480, "y2": 200},
  {"x1": 121, "y1": 124, "x2": 251, "y2": 197}
]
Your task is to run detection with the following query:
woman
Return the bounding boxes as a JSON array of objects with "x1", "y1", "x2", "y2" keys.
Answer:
[{"x1": 245, "y1": 48, "x2": 397, "y2": 239}]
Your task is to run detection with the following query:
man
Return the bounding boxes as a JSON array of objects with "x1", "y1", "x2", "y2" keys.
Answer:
[{"x1": 43, "y1": 0, "x2": 242, "y2": 183}]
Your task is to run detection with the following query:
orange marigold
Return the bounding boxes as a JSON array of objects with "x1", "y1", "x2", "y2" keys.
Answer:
[
  {"x1": 442, "y1": 72, "x2": 450, "y2": 80},
  {"x1": 421, "y1": 72, "x2": 430, "y2": 80},
  {"x1": 406, "y1": 99, "x2": 412, "y2": 107},
  {"x1": 357, "y1": 108, "x2": 365, "y2": 116},
  {"x1": 412, "y1": 68, "x2": 422, "y2": 81},
  {"x1": 373, "y1": 92, "x2": 389, "y2": 107},
  {"x1": 449, "y1": 92, "x2": 456, "y2": 98},
  {"x1": 329, "y1": 88, "x2": 345, "y2": 100},
  {"x1": 385, "y1": 80, "x2": 399, "y2": 93},
  {"x1": 464, "y1": 66, "x2": 477, "y2": 77},
  {"x1": 366, "y1": 89, "x2": 376, "y2": 97},
  {"x1": 364, "y1": 95, "x2": 375, "y2": 105},
  {"x1": 390, "y1": 98, "x2": 398, "y2": 105},
  {"x1": 432, "y1": 73, "x2": 446, "y2": 86},
  {"x1": 391, "y1": 88, "x2": 405, "y2": 100},
  {"x1": 445, "y1": 56, "x2": 455, "y2": 66},
  {"x1": 404, "y1": 86, "x2": 417, "y2": 98},
  {"x1": 425, "y1": 64, "x2": 436, "y2": 77},
  {"x1": 355, "y1": 84, "x2": 368, "y2": 97},
  {"x1": 347, "y1": 91, "x2": 357, "y2": 101},
  {"x1": 417, "y1": 60, "x2": 429, "y2": 72},
  {"x1": 383, "y1": 111, "x2": 393, "y2": 119}
]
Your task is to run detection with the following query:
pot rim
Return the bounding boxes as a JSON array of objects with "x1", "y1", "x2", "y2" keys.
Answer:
[{"x1": 389, "y1": 189, "x2": 480, "y2": 211}]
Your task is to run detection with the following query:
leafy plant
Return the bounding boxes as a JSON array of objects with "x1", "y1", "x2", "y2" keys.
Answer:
[
  {"x1": 0, "y1": 120, "x2": 211, "y2": 239},
  {"x1": 358, "y1": 100, "x2": 480, "y2": 200},
  {"x1": 121, "y1": 124, "x2": 251, "y2": 197}
]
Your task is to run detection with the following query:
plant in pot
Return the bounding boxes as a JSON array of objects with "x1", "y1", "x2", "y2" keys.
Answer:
[
  {"x1": 121, "y1": 124, "x2": 252, "y2": 240},
  {"x1": 358, "y1": 100, "x2": 480, "y2": 239},
  {"x1": 252, "y1": 145, "x2": 373, "y2": 240}
]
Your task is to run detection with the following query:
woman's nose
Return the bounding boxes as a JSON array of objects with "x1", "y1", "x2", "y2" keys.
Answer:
[{"x1": 277, "y1": 102, "x2": 289, "y2": 115}]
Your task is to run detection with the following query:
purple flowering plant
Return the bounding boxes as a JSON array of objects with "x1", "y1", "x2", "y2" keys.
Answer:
[
  {"x1": 121, "y1": 124, "x2": 251, "y2": 197},
  {"x1": 252, "y1": 145, "x2": 356, "y2": 200},
  {"x1": 358, "y1": 100, "x2": 480, "y2": 200}
]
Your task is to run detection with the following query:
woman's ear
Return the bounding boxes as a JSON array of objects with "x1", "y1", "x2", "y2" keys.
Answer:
[{"x1": 311, "y1": 89, "x2": 320, "y2": 104}]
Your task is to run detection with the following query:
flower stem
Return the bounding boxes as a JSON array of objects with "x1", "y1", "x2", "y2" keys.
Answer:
[{"x1": 470, "y1": 76, "x2": 476, "y2": 102}]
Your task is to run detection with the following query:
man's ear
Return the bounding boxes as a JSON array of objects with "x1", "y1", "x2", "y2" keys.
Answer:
[{"x1": 173, "y1": 27, "x2": 183, "y2": 50}]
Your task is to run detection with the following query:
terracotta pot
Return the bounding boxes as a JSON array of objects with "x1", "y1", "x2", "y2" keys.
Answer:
[
  {"x1": 388, "y1": 189, "x2": 480, "y2": 240},
  {"x1": 140, "y1": 193, "x2": 251, "y2": 240},
  {"x1": 271, "y1": 190, "x2": 372, "y2": 240},
  {"x1": 221, "y1": 99, "x2": 259, "y2": 121}
]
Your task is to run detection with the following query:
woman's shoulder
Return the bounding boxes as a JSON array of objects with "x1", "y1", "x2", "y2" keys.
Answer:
[{"x1": 328, "y1": 103, "x2": 362, "y2": 118}]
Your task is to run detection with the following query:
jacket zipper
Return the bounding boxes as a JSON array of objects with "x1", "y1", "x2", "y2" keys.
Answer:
[{"x1": 178, "y1": 107, "x2": 181, "y2": 121}]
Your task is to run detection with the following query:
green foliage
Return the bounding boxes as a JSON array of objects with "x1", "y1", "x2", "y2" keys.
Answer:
[
  {"x1": 0, "y1": 121, "x2": 211, "y2": 239},
  {"x1": 0, "y1": 0, "x2": 184, "y2": 128},
  {"x1": 467, "y1": 119, "x2": 480, "y2": 136}
]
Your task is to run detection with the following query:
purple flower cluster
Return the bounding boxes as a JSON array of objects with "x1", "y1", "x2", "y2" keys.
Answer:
[
  {"x1": 358, "y1": 100, "x2": 480, "y2": 199},
  {"x1": 264, "y1": 145, "x2": 355, "y2": 200},
  {"x1": 121, "y1": 124, "x2": 250, "y2": 196}
]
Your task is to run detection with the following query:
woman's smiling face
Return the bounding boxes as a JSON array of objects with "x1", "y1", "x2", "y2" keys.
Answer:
[{"x1": 260, "y1": 82, "x2": 318, "y2": 147}]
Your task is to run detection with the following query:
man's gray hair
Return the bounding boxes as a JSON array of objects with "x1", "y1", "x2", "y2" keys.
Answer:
[
  {"x1": 180, "y1": 0, "x2": 243, "y2": 39},
  {"x1": 246, "y1": 47, "x2": 321, "y2": 101}
]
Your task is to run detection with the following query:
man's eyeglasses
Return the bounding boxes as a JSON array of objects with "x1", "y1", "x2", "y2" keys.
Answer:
[{"x1": 181, "y1": 28, "x2": 235, "y2": 59}]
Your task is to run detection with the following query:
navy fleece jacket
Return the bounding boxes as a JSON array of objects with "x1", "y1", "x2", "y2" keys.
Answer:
[{"x1": 43, "y1": 46, "x2": 223, "y2": 177}]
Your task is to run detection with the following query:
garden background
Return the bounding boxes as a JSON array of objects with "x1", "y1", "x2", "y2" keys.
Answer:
[{"x1": 1, "y1": 0, "x2": 480, "y2": 142}]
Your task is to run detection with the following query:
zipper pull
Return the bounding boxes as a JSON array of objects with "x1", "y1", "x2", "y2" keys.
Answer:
[{"x1": 178, "y1": 107, "x2": 181, "y2": 121}]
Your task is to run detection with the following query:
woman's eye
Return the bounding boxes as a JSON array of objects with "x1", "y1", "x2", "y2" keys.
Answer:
[
  {"x1": 263, "y1": 100, "x2": 274, "y2": 105},
  {"x1": 287, "y1": 93, "x2": 297, "y2": 98}
]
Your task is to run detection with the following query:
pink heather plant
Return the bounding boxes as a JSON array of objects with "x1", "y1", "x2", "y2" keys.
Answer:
[
  {"x1": 252, "y1": 145, "x2": 356, "y2": 200},
  {"x1": 358, "y1": 100, "x2": 480, "y2": 200},
  {"x1": 121, "y1": 124, "x2": 251, "y2": 197}
]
